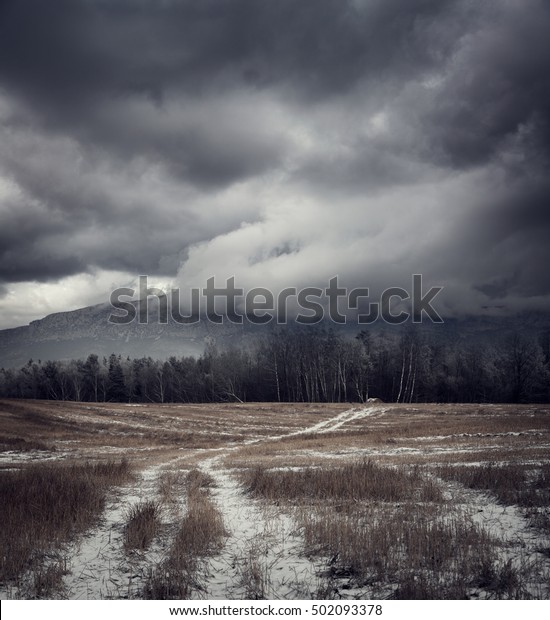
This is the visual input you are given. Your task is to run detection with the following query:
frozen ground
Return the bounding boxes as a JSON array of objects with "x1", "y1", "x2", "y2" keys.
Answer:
[
  {"x1": 62, "y1": 456, "x2": 188, "y2": 599},
  {"x1": 196, "y1": 454, "x2": 323, "y2": 599},
  {"x1": 0, "y1": 405, "x2": 383, "y2": 599},
  {"x1": 1, "y1": 400, "x2": 549, "y2": 599}
]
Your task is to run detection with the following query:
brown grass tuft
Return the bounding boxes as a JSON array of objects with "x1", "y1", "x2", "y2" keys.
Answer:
[
  {"x1": 186, "y1": 468, "x2": 216, "y2": 492},
  {"x1": 238, "y1": 545, "x2": 269, "y2": 599},
  {"x1": 31, "y1": 560, "x2": 67, "y2": 599},
  {"x1": 124, "y1": 500, "x2": 161, "y2": 551},
  {"x1": 241, "y1": 459, "x2": 443, "y2": 503},
  {"x1": 437, "y1": 463, "x2": 550, "y2": 507},
  {"x1": 144, "y1": 468, "x2": 226, "y2": 599},
  {"x1": 300, "y1": 504, "x2": 496, "y2": 595},
  {"x1": 0, "y1": 460, "x2": 131, "y2": 585},
  {"x1": 157, "y1": 470, "x2": 187, "y2": 511}
]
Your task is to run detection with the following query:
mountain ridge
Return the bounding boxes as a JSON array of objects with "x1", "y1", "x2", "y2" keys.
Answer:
[{"x1": 1, "y1": 302, "x2": 549, "y2": 368}]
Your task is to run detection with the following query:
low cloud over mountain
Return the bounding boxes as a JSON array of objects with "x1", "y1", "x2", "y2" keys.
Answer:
[{"x1": 1, "y1": 0, "x2": 549, "y2": 328}]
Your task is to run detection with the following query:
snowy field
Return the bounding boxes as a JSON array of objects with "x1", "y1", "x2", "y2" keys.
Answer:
[{"x1": 1, "y1": 399, "x2": 549, "y2": 600}]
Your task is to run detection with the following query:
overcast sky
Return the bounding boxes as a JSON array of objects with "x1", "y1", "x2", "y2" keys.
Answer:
[{"x1": 1, "y1": 0, "x2": 549, "y2": 329}]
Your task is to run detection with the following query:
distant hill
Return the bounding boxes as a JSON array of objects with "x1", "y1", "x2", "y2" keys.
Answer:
[
  {"x1": 0, "y1": 301, "x2": 549, "y2": 368},
  {"x1": 0, "y1": 302, "x2": 248, "y2": 367}
]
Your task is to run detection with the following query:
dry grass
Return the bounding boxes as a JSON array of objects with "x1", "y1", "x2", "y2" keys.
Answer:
[
  {"x1": 143, "y1": 468, "x2": 226, "y2": 599},
  {"x1": 0, "y1": 435, "x2": 53, "y2": 452},
  {"x1": 175, "y1": 469, "x2": 225, "y2": 558},
  {"x1": 225, "y1": 403, "x2": 550, "y2": 471},
  {"x1": 394, "y1": 556, "x2": 521, "y2": 600},
  {"x1": 436, "y1": 463, "x2": 550, "y2": 507},
  {"x1": 237, "y1": 457, "x2": 537, "y2": 598},
  {"x1": 124, "y1": 500, "x2": 162, "y2": 551},
  {"x1": 171, "y1": 489, "x2": 226, "y2": 563},
  {"x1": 0, "y1": 400, "x2": 347, "y2": 462},
  {"x1": 31, "y1": 559, "x2": 67, "y2": 599},
  {"x1": 2, "y1": 399, "x2": 548, "y2": 471},
  {"x1": 242, "y1": 460, "x2": 500, "y2": 597},
  {"x1": 241, "y1": 460, "x2": 443, "y2": 503},
  {"x1": 528, "y1": 508, "x2": 550, "y2": 535},
  {"x1": 238, "y1": 544, "x2": 270, "y2": 600},
  {"x1": 157, "y1": 470, "x2": 188, "y2": 510},
  {"x1": 186, "y1": 468, "x2": 216, "y2": 492},
  {"x1": 221, "y1": 403, "x2": 550, "y2": 599},
  {"x1": 0, "y1": 459, "x2": 131, "y2": 585},
  {"x1": 300, "y1": 504, "x2": 502, "y2": 596},
  {"x1": 436, "y1": 462, "x2": 550, "y2": 563},
  {"x1": 2, "y1": 399, "x2": 550, "y2": 599},
  {"x1": 386, "y1": 446, "x2": 550, "y2": 467}
]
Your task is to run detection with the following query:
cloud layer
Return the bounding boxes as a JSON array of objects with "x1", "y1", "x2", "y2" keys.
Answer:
[{"x1": 1, "y1": 0, "x2": 549, "y2": 327}]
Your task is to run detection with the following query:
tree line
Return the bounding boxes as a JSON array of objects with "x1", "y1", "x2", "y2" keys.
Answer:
[{"x1": 1, "y1": 327, "x2": 549, "y2": 404}]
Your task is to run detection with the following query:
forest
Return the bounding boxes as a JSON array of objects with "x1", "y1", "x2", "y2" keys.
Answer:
[{"x1": 1, "y1": 327, "x2": 549, "y2": 404}]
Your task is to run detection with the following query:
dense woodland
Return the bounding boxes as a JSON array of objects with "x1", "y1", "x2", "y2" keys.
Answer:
[{"x1": 1, "y1": 328, "x2": 549, "y2": 404}]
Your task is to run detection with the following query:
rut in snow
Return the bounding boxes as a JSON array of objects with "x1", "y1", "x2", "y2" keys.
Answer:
[
  {"x1": 295, "y1": 404, "x2": 388, "y2": 435},
  {"x1": 62, "y1": 455, "x2": 188, "y2": 599},
  {"x1": 193, "y1": 405, "x2": 385, "y2": 599},
  {"x1": 195, "y1": 456, "x2": 323, "y2": 600}
]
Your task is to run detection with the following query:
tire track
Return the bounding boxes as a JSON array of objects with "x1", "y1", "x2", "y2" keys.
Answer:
[{"x1": 196, "y1": 404, "x2": 387, "y2": 599}]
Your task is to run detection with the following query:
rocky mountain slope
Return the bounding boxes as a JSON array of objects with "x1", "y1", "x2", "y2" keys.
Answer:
[
  {"x1": 0, "y1": 301, "x2": 548, "y2": 368},
  {"x1": 0, "y1": 302, "x2": 249, "y2": 367}
]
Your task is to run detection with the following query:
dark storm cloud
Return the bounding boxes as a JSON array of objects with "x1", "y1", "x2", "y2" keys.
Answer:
[
  {"x1": 471, "y1": 174, "x2": 550, "y2": 299},
  {"x1": 0, "y1": 197, "x2": 86, "y2": 282},
  {"x1": 0, "y1": 0, "x2": 460, "y2": 103},
  {"x1": 422, "y1": 3, "x2": 550, "y2": 169},
  {"x1": 0, "y1": 0, "x2": 465, "y2": 185},
  {"x1": 0, "y1": 0, "x2": 549, "y2": 318}
]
